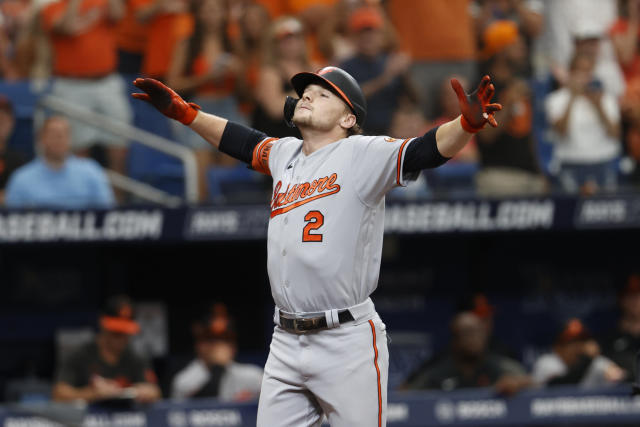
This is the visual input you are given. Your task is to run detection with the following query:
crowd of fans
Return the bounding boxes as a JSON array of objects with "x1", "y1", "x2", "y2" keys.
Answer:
[{"x1": 1, "y1": 0, "x2": 640, "y2": 206}]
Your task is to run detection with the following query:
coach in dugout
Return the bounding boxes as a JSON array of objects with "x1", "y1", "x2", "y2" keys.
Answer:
[
  {"x1": 171, "y1": 303, "x2": 263, "y2": 402},
  {"x1": 4, "y1": 116, "x2": 114, "y2": 209},
  {"x1": 52, "y1": 295, "x2": 161, "y2": 405}
]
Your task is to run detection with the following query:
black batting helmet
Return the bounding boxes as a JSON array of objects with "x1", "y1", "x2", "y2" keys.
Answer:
[{"x1": 290, "y1": 66, "x2": 367, "y2": 127}]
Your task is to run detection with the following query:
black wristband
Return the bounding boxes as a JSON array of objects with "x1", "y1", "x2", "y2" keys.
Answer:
[
  {"x1": 403, "y1": 126, "x2": 450, "y2": 173},
  {"x1": 218, "y1": 121, "x2": 268, "y2": 164}
]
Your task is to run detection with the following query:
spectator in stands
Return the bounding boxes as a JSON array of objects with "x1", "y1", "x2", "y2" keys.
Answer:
[
  {"x1": 620, "y1": 79, "x2": 640, "y2": 188},
  {"x1": 285, "y1": 0, "x2": 340, "y2": 65},
  {"x1": 611, "y1": 0, "x2": 640, "y2": 85},
  {"x1": 5, "y1": 116, "x2": 115, "y2": 209},
  {"x1": 532, "y1": 0, "x2": 624, "y2": 98},
  {"x1": 317, "y1": 0, "x2": 385, "y2": 65},
  {"x1": 41, "y1": 0, "x2": 133, "y2": 183},
  {"x1": 171, "y1": 303, "x2": 263, "y2": 401},
  {"x1": 0, "y1": 96, "x2": 26, "y2": 205},
  {"x1": 612, "y1": 0, "x2": 640, "y2": 187},
  {"x1": 52, "y1": 295, "x2": 161, "y2": 404},
  {"x1": 600, "y1": 274, "x2": 640, "y2": 382},
  {"x1": 166, "y1": 0, "x2": 248, "y2": 202},
  {"x1": 388, "y1": 0, "x2": 477, "y2": 120},
  {"x1": 545, "y1": 52, "x2": 622, "y2": 195},
  {"x1": 251, "y1": 16, "x2": 316, "y2": 138},
  {"x1": 532, "y1": 318, "x2": 625, "y2": 388},
  {"x1": 339, "y1": 5, "x2": 418, "y2": 136},
  {"x1": 166, "y1": 0, "x2": 247, "y2": 126},
  {"x1": 0, "y1": 0, "x2": 39, "y2": 80},
  {"x1": 138, "y1": 0, "x2": 192, "y2": 81},
  {"x1": 234, "y1": 2, "x2": 272, "y2": 116},
  {"x1": 115, "y1": 0, "x2": 152, "y2": 75},
  {"x1": 475, "y1": 44, "x2": 547, "y2": 197},
  {"x1": 403, "y1": 311, "x2": 531, "y2": 395},
  {"x1": 474, "y1": 0, "x2": 544, "y2": 78},
  {"x1": 479, "y1": 19, "x2": 531, "y2": 80},
  {"x1": 251, "y1": 0, "x2": 285, "y2": 20}
]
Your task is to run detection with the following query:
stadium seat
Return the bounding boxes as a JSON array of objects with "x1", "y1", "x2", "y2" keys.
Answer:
[
  {"x1": 0, "y1": 80, "x2": 49, "y2": 159},
  {"x1": 425, "y1": 162, "x2": 478, "y2": 198},
  {"x1": 128, "y1": 91, "x2": 185, "y2": 197},
  {"x1": 531, "y1": 76, "x2": 555, "y2": 176},
  {"x1": 207, "y1": 164, "x2": 267, "y2": 203}
]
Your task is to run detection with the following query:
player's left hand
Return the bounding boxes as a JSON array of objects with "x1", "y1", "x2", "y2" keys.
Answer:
[{"x1": 451, "y1": 75, "x2": 502, "y2": 133}]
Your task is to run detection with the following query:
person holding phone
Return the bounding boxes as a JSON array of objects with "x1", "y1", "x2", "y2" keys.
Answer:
[{"x1": 546, "y1": 52, "x2": 622, "y2": 195}]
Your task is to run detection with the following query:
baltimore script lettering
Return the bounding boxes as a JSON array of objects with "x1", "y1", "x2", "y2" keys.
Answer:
[{"x1": 270, "y1": 173, "x2": 341, "y2": 217}]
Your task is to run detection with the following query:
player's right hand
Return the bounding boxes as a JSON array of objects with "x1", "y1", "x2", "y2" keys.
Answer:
[{"x1": 132, "y1": 78, "x2": 201, "y2": 125}]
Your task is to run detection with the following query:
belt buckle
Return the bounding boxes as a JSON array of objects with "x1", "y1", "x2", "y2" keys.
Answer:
[
  {"x1": 293, "y1": 318, "x2": 310, "y2": 333},
  {"x1": 293, "y1": 317, "x2": 321, "y2": 333}
]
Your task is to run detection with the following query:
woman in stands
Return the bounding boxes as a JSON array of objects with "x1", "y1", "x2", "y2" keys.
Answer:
[
  {"x1": 251, "y1": 16, "x2": 319, "y2": 139},
  {"x1": 166, "y1": 0, "x2": 248, "y2": 202}
]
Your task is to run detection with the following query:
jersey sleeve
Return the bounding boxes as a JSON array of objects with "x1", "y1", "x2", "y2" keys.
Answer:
[
  {"x1": 250, "y1": 137, "x2": 279, "y2": 176},
  {"x1": 351, "y1": 135, "x2": 417, "y2": 206}
]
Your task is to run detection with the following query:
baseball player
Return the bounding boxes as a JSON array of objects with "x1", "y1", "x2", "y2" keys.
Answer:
[{"x1": 132, "y1": 67, "x2": 501, "y2": 426}]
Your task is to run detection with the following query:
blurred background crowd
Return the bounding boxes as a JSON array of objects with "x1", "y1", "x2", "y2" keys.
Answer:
[
  {"x1": 2, "y1": 0, "x2": 640, "y2": 207},
  {"x1": 1, "y1": 0, "x2": 640, "y2": 414}
]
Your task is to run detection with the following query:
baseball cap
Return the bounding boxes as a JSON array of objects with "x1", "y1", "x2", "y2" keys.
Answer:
[
  {"x1": 193, "y1": 303, "x2": 236, "y2": 342},
  {"x1": 555, "y1": 318, "x2": 591, "y2": 345},
  {"x1": 471, "y1": 294, "x2": 495, "y2": 319},
  {"x1": 572, "y1": 19, "x2": 604, "y2": 40},
  {"x1": 99, "y1": 295, "x2": 140, "y2": 335},
  {"x1": 456, "y1": 293, "x2": 495, "y2": 319},
  {"x1": 273, "y1": 16, "x2": 304, "y2": 39},
  {"x1": 481, "y1": 20, "x2": 519, "y2": 58},
  {"x1": 349, "y1": 7, "x2": 384, "y2": 32}
]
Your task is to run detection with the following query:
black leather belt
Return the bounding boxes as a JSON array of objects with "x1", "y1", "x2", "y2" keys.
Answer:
[{"x1": 279, "y1": 310, "x2": 354, "y2": 332}]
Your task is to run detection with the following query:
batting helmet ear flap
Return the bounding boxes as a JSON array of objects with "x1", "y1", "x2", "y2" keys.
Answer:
[{"x1": 284, "y1": 96, "x2": 299, "y2": 128}]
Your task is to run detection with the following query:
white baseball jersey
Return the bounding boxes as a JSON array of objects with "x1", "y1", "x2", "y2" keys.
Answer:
[
  {"x1": 251, "y1": 134, "x2": 417, "y2": 313},
  {"x1": 251, "y1": 133, "x2": 417, "y2": 427}
]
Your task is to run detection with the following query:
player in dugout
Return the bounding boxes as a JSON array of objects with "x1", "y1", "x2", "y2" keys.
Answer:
[
  {"x1": 132, "y1": 66, "x2": 501, "y2": 426},
  {"x1": 52, "y1": 295, "x2": 161, "y2": 405},
  {"x1": 171, "y1": 303, "x2": 263, "y2": 401}
]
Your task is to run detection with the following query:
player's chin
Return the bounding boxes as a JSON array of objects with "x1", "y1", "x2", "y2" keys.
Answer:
[{"x1": 292, "y1": 114, "x2": 311, "y2": 128}]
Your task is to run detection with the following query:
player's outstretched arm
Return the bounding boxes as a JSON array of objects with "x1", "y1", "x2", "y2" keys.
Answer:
[
  {"x1": 132, "y1": 78, "x2": 228, "y2": 149},
  {"x1": 435, "y1": 75, "x2": 502, "y2": 158}
]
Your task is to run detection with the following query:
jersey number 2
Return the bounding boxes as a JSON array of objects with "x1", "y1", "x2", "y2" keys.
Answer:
[{"x1": 302, "y1": 211, "x2": 324, "y2": 242}]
